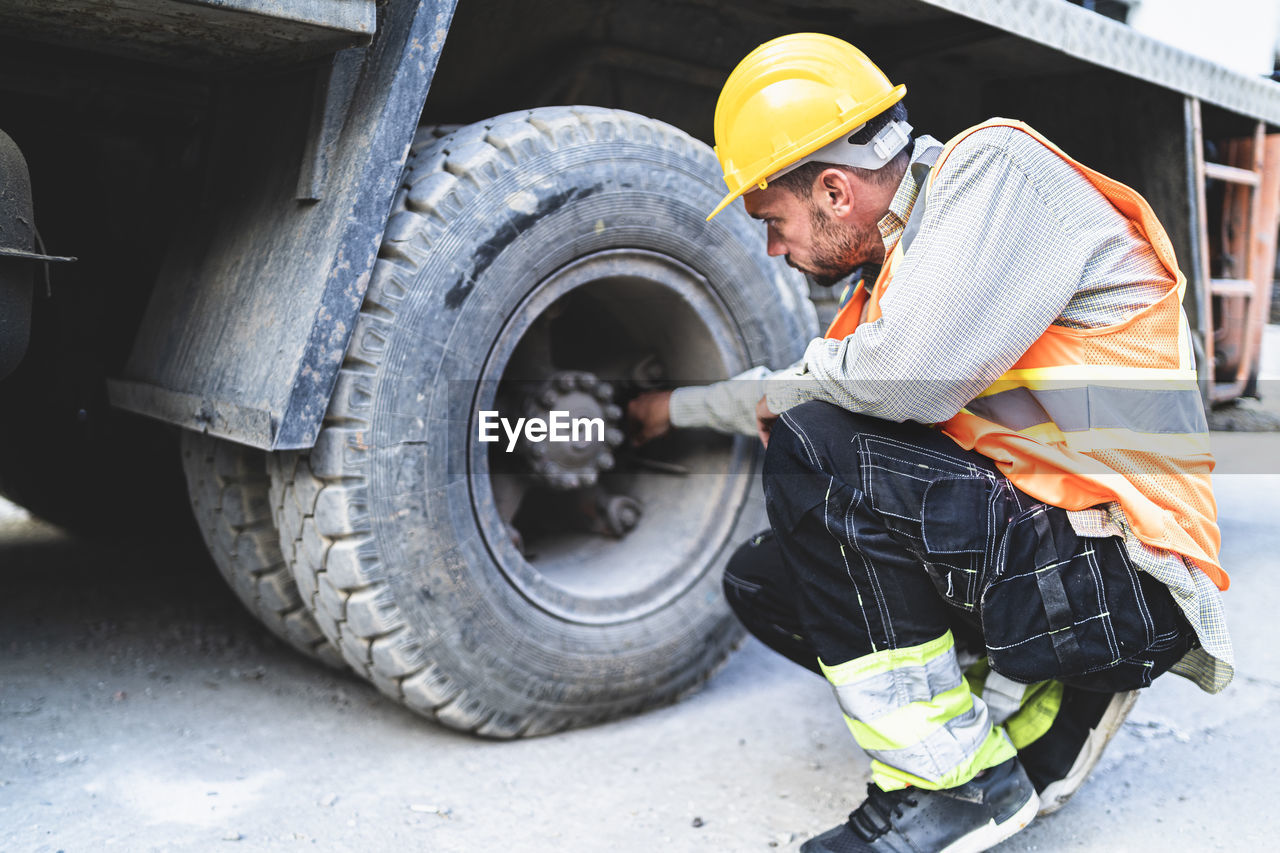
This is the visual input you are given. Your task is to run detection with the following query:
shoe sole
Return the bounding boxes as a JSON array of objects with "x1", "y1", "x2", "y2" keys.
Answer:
[
  {"x1": 1036, "y1": 690, "x2": 1139, "y2": 817},
  {"x1": 938, "y1": 789, "x2": 1040, "y2": 853}
]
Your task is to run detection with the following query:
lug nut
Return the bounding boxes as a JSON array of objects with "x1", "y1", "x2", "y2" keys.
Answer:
[
  {"x1": 539, "y1": 389, "x2": 559, "y2": 408},
  {"x1": 555, "y1": 374, "x2": 575, "y2": 392},
  {"x1": 605, "y1": 427, "x2": 625, "y2": 447},
  {"x1": 595, "y1": 381, "x2": 614, "y2": 400},
  {"x1": 603, "y1": 403, "x2": 622, "y2": 421},
  {"x1": 596, "y1": 450, "x2": 615, "y2": 470},
  {"x1": 578, "y1": 374, "x2": 598, "y2": 391}
]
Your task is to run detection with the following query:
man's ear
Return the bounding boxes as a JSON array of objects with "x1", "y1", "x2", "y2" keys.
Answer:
[{"x1": 816, "y1": 168, "x2": 856, "y2": 219}]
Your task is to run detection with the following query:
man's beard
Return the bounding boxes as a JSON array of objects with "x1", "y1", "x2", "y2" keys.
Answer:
[{"x1": 789, "y1": 202, "x2": 881, "y2": 287}]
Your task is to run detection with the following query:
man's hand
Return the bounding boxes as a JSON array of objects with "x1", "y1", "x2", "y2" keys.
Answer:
[
  {"x1": 756, "y1": 395, "x2": 779, "y2": 448},
  {"x1": 627, "y1": 390, "x2": 673, "y2": 445}
]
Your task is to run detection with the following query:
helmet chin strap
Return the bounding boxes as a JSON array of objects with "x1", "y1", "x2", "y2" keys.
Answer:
[{"x1": 767, "y1": 119, "x2": 913, "y2": 183}]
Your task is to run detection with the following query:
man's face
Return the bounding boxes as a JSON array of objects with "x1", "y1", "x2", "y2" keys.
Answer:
[{"x1": 742, "y1": 179, "x2": 882, "y2": 287}]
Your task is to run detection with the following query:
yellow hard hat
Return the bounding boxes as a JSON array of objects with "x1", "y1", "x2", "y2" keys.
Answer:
[{"x1": 706, "y1": 33, "x2": 906, "y2": 220}]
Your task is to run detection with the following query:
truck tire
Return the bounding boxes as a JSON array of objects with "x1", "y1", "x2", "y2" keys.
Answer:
[
  {"x1": 181, "y1": 432, "x2": 343, "y2": 668},
  {"x1": 268, "y1": 106, "x2": 814, "y2": 736}
]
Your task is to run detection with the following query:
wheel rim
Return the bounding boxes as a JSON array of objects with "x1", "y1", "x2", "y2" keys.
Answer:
[{"x1": 470, "y1": 249, "x2": 758, "y2": 625}]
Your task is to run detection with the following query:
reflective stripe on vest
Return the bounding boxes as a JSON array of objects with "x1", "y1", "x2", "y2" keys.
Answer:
[{"x1": 823, "y1": 119, "x2": 1226, "y2": 590}]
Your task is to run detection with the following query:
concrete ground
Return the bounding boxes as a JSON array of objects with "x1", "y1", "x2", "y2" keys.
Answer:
[{"x1": 3, "y1": 333, "x2": 1280, "y2": 852}]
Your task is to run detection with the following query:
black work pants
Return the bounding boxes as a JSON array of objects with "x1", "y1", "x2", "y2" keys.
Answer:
[{"x1": 728, "y1": 401, "x2": 1196, "y2": 691}]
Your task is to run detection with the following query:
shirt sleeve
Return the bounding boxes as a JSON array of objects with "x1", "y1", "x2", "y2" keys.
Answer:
[
  {"x1": 766, "y1": 128, "x2": 1094, "y2": 424},
  {"x1": 669, "y1": 362, "x2": 803, "y2": 436}
]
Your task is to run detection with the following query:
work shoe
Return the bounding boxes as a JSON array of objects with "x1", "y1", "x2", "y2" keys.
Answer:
[
  {"x1": 800, "y1": 757, "x2": 1038, "y2": 853},
  {"x1": 1018, "y1": 689, "x2": 1139, "y2": 816}
]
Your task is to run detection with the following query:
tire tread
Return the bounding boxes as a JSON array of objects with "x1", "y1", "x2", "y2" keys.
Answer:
[{"x1": 181, "y1": 432, "x2": 342, "y2": 668}]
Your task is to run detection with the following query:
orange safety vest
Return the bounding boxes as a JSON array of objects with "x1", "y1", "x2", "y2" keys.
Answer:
[{"x1": 825, "y1": 120, "x2": 1227, "y2": 590}]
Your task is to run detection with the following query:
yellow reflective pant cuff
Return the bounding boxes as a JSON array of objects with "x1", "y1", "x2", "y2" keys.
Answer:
[
  {"x1": 870, "y1": 728, "x2": 1017, "y2": 792},
  {"x1": 821, "y1": 632, "x2": 1013, "y2": 791},
  {"x1": 820, "y1": 631, "x2": 956, "y2": 683},
  {"x1": 964, "y1": 658, "x2": 1064, "y2": 750},
  {"x1": 844, "y1": 682, "x2": 975, "y2": 751},
  {"x1": 1005, "y1": 680, "x2": 1064, "y2": 749}
]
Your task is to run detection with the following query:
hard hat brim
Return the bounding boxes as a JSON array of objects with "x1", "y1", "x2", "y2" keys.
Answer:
[{"x1": 706, "y1": 83, "x2": 906, "y2": 221}]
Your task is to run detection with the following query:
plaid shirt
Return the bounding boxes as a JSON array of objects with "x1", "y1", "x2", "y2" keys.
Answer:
[{"x1": 670, "y1": 125, "x2": 1232, "y2": 692}]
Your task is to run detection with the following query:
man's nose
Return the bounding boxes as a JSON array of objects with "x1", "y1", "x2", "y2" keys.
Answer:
[{"x1": 766, "y1": 232, "x2": 786, "y2": 257}]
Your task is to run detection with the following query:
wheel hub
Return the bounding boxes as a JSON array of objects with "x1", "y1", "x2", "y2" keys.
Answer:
[
  {"x1": 518, "y1": 370, "x2": 625, "y2": 490},
  {"x1": 470, "y1": 248, "x2": 757, "y2": 624}
]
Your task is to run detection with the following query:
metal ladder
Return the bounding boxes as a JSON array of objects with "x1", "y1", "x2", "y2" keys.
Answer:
[{"x1": 1191, "y1": 103, "x2": 1280, "y2": 403}]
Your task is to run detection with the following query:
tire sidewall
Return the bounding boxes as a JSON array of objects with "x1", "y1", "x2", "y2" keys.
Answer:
[{"x1": 358, "y1": 110, "x2": 812, "y2": 713}]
